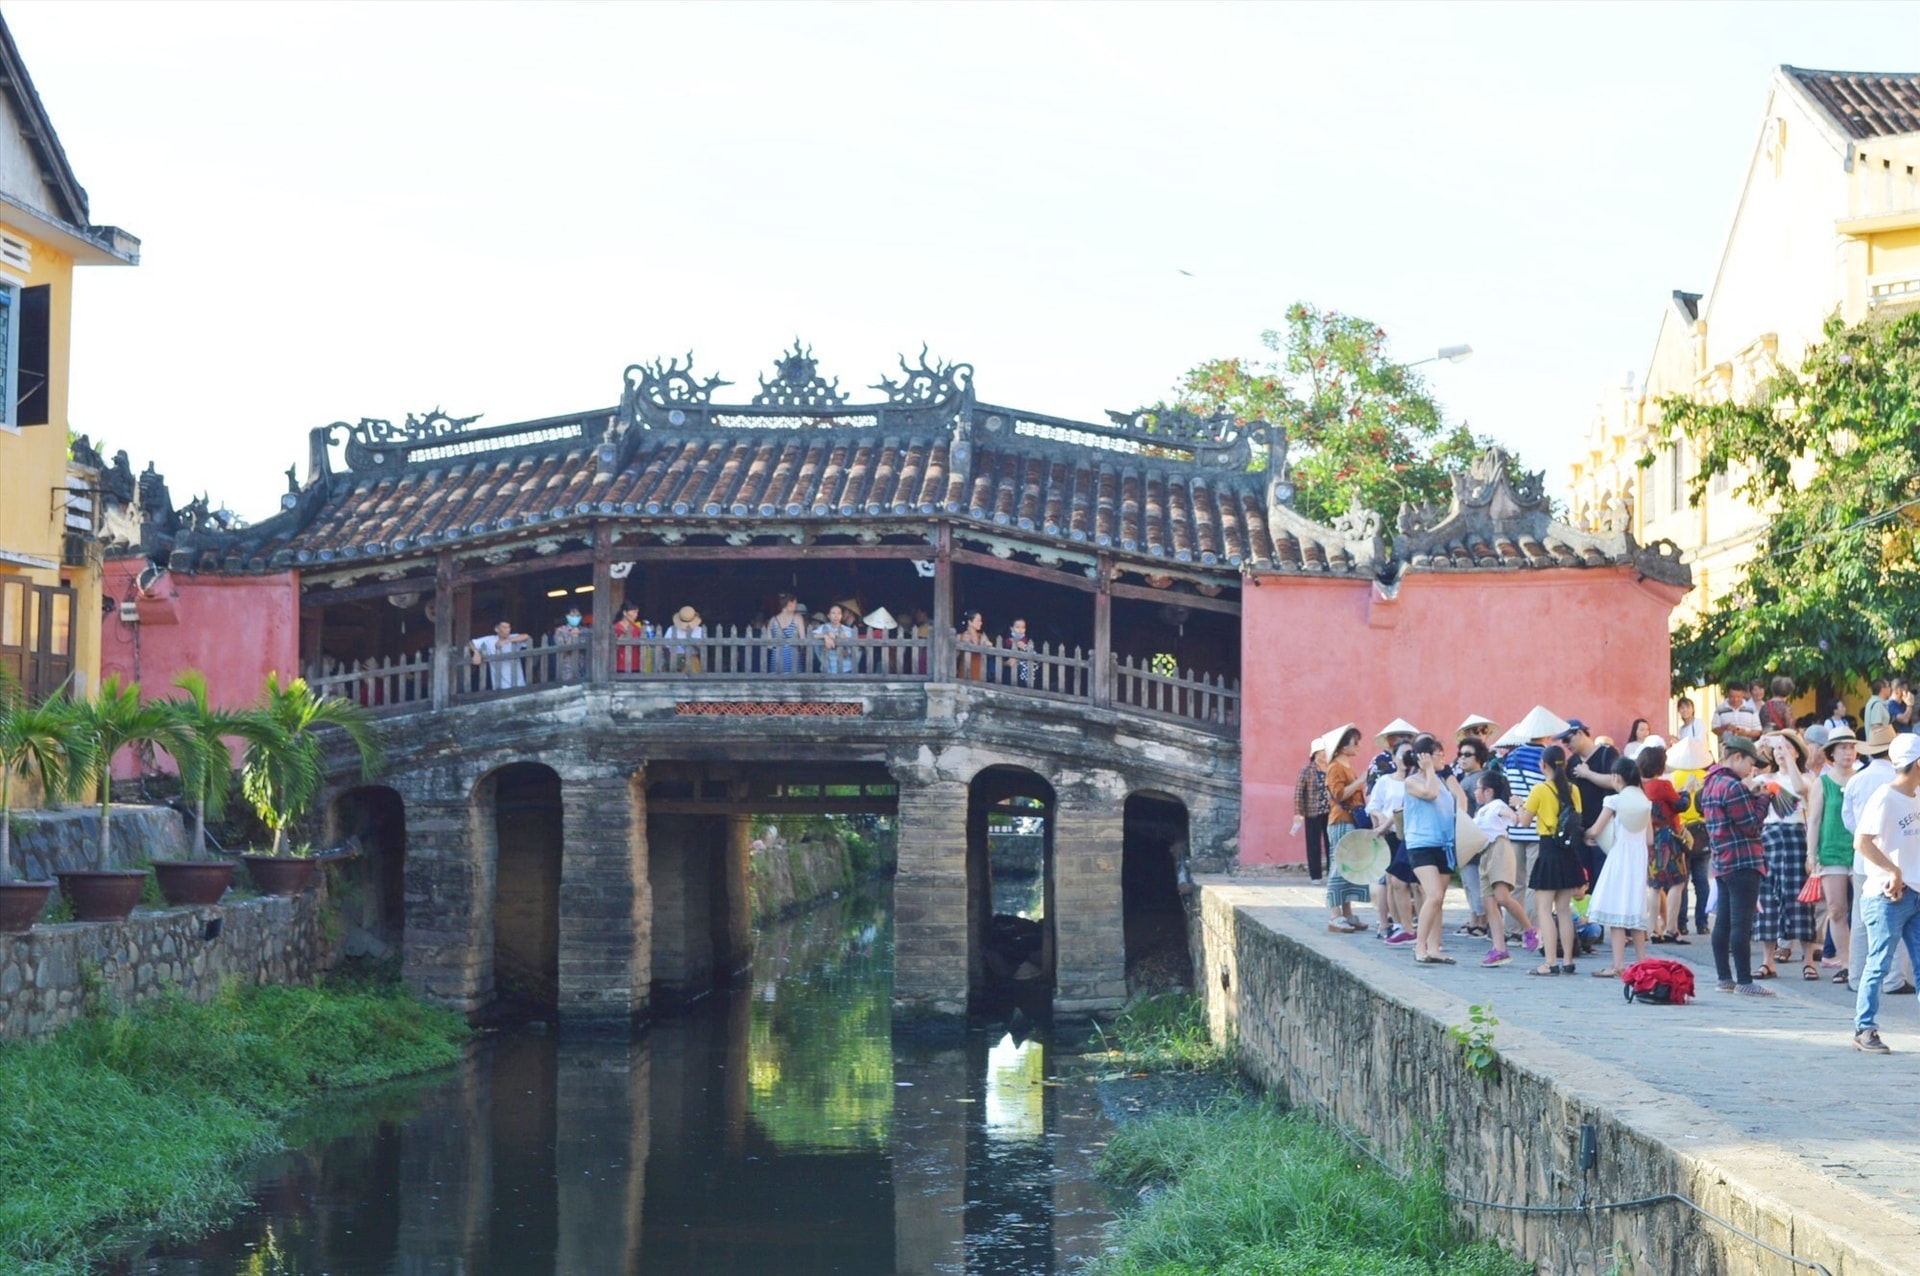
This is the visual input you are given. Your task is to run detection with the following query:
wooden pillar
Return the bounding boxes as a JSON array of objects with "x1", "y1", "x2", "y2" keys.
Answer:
[
  {"x1": 590, "y1": 524, "x2": 613, "y2": 684},
  {"x1": 1092, "y1": 552, "x2": 1113, "y2": 707},
  {"x1": 931, "y1": 523, "x2": 954, "y2": 682},
  {"x1": 431, "y1": 550, "x2": 454, "y2": 709}
]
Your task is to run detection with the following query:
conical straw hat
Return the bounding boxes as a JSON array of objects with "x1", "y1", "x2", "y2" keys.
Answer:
[
  {"x1": 1454, "y1": 810, "x2": 1490, "y2": 865},
  {"x1": 1665, "y1": 735, "x2": 1711, "y2": 771},
  {"x1": 1508, "y1": 705, "x2": 1571, "y2": 743},
  {"x1": 1316, "y1": 722, "x2": 1357, "y2": 756},
  {"x1": 862, "y1": 606, "x2": 898, "y2": 631},
  {"x1": 1332, "y1": 826, "x2": 1390, "y2": 881},
  {"x1": 1456, "y1": 714, "x2": 1497, "y2": 738},
  {"x1": 1375, "y1": 717, "x2": 1422, "y2": 746}
]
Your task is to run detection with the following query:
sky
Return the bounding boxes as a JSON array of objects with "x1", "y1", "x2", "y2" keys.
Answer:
[{"x1": 9, "y1": 0, "x2": 1920, "y2": 521}]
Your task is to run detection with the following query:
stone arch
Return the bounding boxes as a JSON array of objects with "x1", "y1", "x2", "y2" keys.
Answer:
[
  {"x1": 1122, "y1": 790, "x2": 1193, "y2": 994},
  {"x1": 473, "y1": 760, "x2": 565, "y2": 1011},
  {"x1": 967, "y1": 763, "x2": 1058, "y2": 1011},
  {"x1": 326, "y1": 784, "x2": 408, "y2": 963}
]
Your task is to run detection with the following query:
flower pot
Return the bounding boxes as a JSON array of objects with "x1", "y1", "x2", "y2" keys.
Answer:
[
  {"x1": 0, "y1": 881, "x2": 55, "y2": 934},
  {"x1": 55, "y1": 870, "x2": 149, "y2": 922},
  {"x1": 151, "y1": 860, "x2": 237, "y2": 907},
  {"x1": 242, "y1": 854, "x2": 318, "y2": 896}
]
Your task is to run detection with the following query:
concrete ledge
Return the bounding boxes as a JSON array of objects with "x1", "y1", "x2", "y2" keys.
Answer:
[
  {"x1": 0, "y1": 892, "x2": 338, "y2": 1042},
  {"x1": 1196, "y1": 880, "x2": 1914, "y2": 1276}
]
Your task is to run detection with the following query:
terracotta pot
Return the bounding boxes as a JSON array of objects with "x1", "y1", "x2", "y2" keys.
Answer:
[
  {"x1": 55, "y1": 870, "x2": 149, "y2": 922},
  {"x1": 151, "y1": 860, "x2": 237, "y2": 907},
  {"x1": 242, "y1": 854, "x2": 318, "y2": 896},
  {"x1": 0, "y1": 881, "x2": 55, "y2": 934}
]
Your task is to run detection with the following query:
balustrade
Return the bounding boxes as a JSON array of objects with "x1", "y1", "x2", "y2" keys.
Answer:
[{"x1": 306, "y1": 629, "x2": 1237, "y2": 733}]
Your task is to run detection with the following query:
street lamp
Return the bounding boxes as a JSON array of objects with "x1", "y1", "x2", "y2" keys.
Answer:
[{"x1": 1402, "y1": 344, "x2": 1473, "y2": 369}]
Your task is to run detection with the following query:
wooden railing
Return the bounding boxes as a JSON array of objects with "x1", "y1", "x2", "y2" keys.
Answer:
[
  {"x1": 1111, "y1": 654, "x2": 1240, "y2": 729},
  {"x1": 960, "y1": 638, "x2": 1092, "y2": 702},
  {"x1": 452, "y1": 633, "x2": 591, "y2": 700},
  {"x1": 309, "y1": 632, "x2": 1238, "y2": 733},
  {"x1": 308, "y1": 650, "x2": 434, "y2": 712},
  {"x1": 612, "y1": 625, "x2": 932, "y2": 679}
]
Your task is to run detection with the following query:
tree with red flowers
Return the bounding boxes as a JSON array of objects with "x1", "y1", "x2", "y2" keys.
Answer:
[{"x1": 1172, "y1": 302, "x2": 1509, "y2": 528}]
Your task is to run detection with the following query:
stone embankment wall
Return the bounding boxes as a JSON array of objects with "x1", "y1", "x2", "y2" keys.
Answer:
[
  {"x1": 5, "y1": 805, "x2": 188, "y2": 879},
  {"x1": 0, "y1": 893, "x2": 338, "y2": 1042},
  {"x1": 1195, "y1": 884, "x2": 1900, "y2": 1276},
  {"x1": 749, "y1": 821, "x2": 892, "y2": 923}
]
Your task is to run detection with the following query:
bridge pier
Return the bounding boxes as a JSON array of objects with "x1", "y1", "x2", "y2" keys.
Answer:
[
  {"x1": 892, "y1": 776, "x2": 971, "y2": 1016},
  {"x1": 557, "y1": 769, "x2": 649, "y2": 1028},
  {"x1": 1052, "y1": 771, "x2": 1128, "y2": 1015},
  {"x1": 399, "y1": 790, "x2": 492, "y2": 1013}
]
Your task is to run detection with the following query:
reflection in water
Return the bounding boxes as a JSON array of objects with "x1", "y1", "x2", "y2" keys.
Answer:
[{"x1": 122, "y1": 885, "x2": 1117, "y2": 1276}]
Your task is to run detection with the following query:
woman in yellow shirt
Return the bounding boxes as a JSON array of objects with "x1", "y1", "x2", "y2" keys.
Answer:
[{"x1": 1514, "y1": 744, "x2": 1585, "y2": 976}]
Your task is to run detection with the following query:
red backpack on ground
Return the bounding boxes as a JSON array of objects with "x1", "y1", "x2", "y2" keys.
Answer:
[{"x1": 1622, "y1": 958, "x2": 1695, "y2": 1005}]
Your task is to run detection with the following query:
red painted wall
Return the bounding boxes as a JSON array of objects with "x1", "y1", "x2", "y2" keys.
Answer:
[
  {"x1": 1239, "y1": 567, "x2": 1685, "y2": 867},
  {"x1": 100, "y1": 563, "x2": 301, "y2": 779}
]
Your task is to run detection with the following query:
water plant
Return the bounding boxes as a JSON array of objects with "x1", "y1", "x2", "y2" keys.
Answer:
[{"x1": 1088, "y1": 993, "x2": 1232, "y2": 1075}]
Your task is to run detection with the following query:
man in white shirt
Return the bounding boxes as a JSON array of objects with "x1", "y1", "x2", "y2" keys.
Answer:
[
  {"x1": 1851, "y1": 733, "x2": 1920, "y2": 1053},
  {"x1": 470, "y1": 619, "x2": 532, "y2": 690},
  {"x1": 1711, "y1": 687, "x2": 1762, "y2": 757},
  {"x1": 1844, "y1": 725, "x2": 1914, "y2": 993}
]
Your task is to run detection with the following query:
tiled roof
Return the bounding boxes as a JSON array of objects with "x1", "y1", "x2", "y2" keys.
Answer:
[
  {"x1": 1785, "y1": 66, "x2": 1920, "y2": 141},
  {"x1": 169, "y1": 422, "x2": 1366, "y2": 576}
]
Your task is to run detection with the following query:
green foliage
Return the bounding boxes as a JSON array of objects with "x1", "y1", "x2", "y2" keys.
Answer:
[
  {"x1": 1091, "y1": 1099, "x2": 1526, "y2": 1276},
  {"x1": 69, "y1": 675, "x2": 192, "y2": 869},
  {"x1": 1446, "y1": 1003, "x2": 1499, "y2": 1077},
  {"x1": 1173, "y1": 303, "x2": 1513, "y2": 528},
  {"x1": 0, "y1": 981, "x2": 468, "y2": 1273},
  {"x1": 1653, "y1": 309, "x2": 1920, "y2": 688},
  {"x1": 166, "y1": 671, "x2": 276, "y2": 859},
  {"x1": 0, "y1": 680, "x2": 94, "y2": 884},
  {"x1": 1089, "y1": 993, "x2": 1232, "y2": 1075},
  {"x1": 241, "y1": 674, "x2": 382, "y2": 856}
]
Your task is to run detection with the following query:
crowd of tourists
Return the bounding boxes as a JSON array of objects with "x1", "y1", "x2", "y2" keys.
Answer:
[{"x1": 1291, "y1": 684, "x2": 1920, "y2": 1054}]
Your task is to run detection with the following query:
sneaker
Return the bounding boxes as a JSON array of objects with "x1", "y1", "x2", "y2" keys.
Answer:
[
  {"x1": 1854, "y1": 1029, "x2": 1892, "y2": 1055},
  {"x1": 1735, "y1": 983, "x2": 1776, "y2": 997},
  {"x1": 1481, "y1": 949, "x2": 1512, "y2": 968},
  {"x1": 1715, "y1": 981, "x2": 1736, "y2": 993},
  {"x1": 1386, "y1": 930, "x2": 1418, "y2": 946},
  {"x1": 1327, "y1": 919, "x2": 1354, "y2": 933},
  {"x1": 1522, "y1": 928, "x2": 1539, "y2": 952}
]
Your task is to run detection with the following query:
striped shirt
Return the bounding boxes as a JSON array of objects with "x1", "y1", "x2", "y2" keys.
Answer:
[{"x1": 1504, "y1": 744, "x2": 1545, "y2": 843}]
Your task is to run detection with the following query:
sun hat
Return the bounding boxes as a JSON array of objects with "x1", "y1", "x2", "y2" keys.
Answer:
[
  {"x1": 1332, "y1": 826, "x2": 1391, "y2": 881},
  {"x1": 1860, "y1": 723, "x2": 1897, "y2": 756},
  {"x1": 863, "y1": 606, "x2": 898, "y2": 631},
  {"x1": 1891, "y1": 734, "x2": 1920, "y2": 771},
  {"x1": 1319, "y1": 722, "x2": 1357, "y2": 755},
  {"x1": 673, "y1": 605, "x2": 701, "y2": 626},
  {"x1": 1642, "y1": 734, "x2": 1667, "y2": 751},
  {"x1": 1455, "y1": 714, "x2": 1497, "y2": 739},
  {"x1": 1666, "y1": 736, "x2": 1711, "y2": 771},
  {"x1": 1375, "y1": 718, "x2": 1421, "y2": 746},
  {"x1": 1507, "y1": 705, "x2": 1572, "y2": 743}
]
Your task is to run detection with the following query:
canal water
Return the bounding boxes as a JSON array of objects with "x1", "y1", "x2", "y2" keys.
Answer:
[{"x1": 121, "y1": 887, "x2": 1126, "y2": 1275}]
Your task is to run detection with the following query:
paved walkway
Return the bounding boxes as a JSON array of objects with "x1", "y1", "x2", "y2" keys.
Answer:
[{"x1": 1203, "y1": 876, "x2": 1920, "y2": 1267}]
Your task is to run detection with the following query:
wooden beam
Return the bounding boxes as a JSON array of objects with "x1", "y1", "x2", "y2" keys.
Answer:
[
  {"x1": 931, "y1": 523, "x2": 954, "y2": 682},
  {"x1": 1108, "y1": 578, "x2": 1240, "y2": 615},
  {"x1": 950, "y1": 546, "x2": 1100, "y2": 593},
  {"x1": 300, "y1": 575, "x2": 436, "y2": 609},
  {"x1": 1092, "y1": 552, "x2": 1113, "y2": 708},
  {"x1": 431, "y1": 550, "x2": 453, "y2": 709},
  {"x1": 612, "y1": 543, "x2": 929, "y2": 561},
  {"x1": 449, "y1": 547, "x2": 596, "y2": 588},
  {"x1": 590, "y1": 525, "x2": 613, "y2": 684}
]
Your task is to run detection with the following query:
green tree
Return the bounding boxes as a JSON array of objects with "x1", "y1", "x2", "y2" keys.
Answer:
[
  {"x1": 0, "y1": 673, "x2": 93, "y2": 883},
  {"x1": 69, "y1": 675, "x2": 190, "y2": 868},
  {"x1": 1652, "y1": 309, "x2": 1920, "y2": 689},
  {"x1": 1173, "y1": 302, "x2": 1499, "y2": 526},
  {"x1": 241, "y1": 674, "x2": 381, "y2": 856}
]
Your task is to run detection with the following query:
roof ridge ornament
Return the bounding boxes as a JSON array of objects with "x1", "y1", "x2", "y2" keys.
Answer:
[
  {"x1": 753, "y1": 340, "x2": 847, "y2": 409},
  {"x1": 334, "y1": 408, "x2": 484, "y2": 472},
  {"x1": 872, "y1": 344, "x2": 974, "y2": 409},
  {"x1": 624, "y1": 352, "x2": 733, "y2": 423}
]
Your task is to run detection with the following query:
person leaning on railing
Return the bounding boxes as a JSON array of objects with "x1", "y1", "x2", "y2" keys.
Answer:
[
  {"x1": 817, "y1": 603, "x2": 858, "y2": 675},
  {"x1": 666, "y1": 606, "x2": 703, "y2": 673},
  {"x1": 470, "y1": 619, "x2": 531, "y2": 690}
]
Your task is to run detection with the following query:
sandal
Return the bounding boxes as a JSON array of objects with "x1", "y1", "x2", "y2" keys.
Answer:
[
  {"x1": 1832, "y1": 969, "x2": 1850, "y2": 985},
  {"x1": 1668, "y1": 933, "x2": 1690, "y2": 945},
  {"x1": 1755, "y1": 966, "x2": 1777, "y2": 980},
  {"x1": 1802, "y1": 965, "x2": 1819, "y2": 980},
  {"x1": 1528, "y1": 965, "x2": 1559, "y2": 976},
  {"x1": 1649, "y1": 933, "x2": 1671, "y2": 944}
]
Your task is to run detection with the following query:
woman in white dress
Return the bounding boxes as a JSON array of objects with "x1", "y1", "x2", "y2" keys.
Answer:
[{"x1": 1583, "y1": 756, "x2": 1653, "y2": 978}]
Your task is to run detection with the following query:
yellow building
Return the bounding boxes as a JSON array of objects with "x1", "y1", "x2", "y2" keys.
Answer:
[
  {"x1": 0, "y1": 17, "x2": 139, "y2": 702},
  {"x1": 1569, "y1": 67, "x2": 1920, "y2": 721}
]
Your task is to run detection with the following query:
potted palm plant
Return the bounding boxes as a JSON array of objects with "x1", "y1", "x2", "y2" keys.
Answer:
[
  {"x1": 0, "y1": 674, "x2": 92, "y2": 933},
  {"x1": 149, "y1": 671, "x2": 264, "y2": 907},
  {"x1": 240, "y1": 673, "x2": 380, "y2": 896},
  {"x1": 60, "y1": 674, "x2": 189, "y2": 922}
]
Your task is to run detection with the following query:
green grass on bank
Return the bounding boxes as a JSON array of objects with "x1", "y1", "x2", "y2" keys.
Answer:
[
  {"x1": 0, "y1": 979, "x2": 469, "y2": 1275},
  {"x1": 1090, "y1": 1099, "x2": 1530, "y2": 1276},
  {"x1": 1088, "y1": 993, "x2": 1234, "y2": 1075}
]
